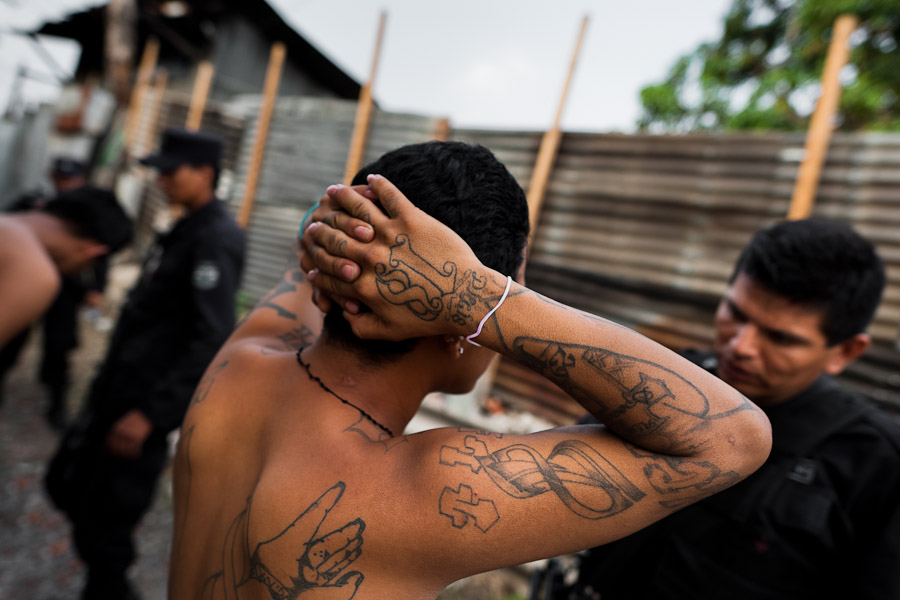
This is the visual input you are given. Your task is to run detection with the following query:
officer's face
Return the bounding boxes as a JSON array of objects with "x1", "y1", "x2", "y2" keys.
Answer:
[
  {"x1": 713, "y1": 272, "x2": 867, "y2": 407},
  {"x1": 157, "y1": 165, "x2": 212, "y2": 207}
]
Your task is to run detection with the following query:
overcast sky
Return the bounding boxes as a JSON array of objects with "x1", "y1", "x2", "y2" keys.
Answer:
[{"x1": 0, "y1": 0, "x2": 733, "y2": 132}]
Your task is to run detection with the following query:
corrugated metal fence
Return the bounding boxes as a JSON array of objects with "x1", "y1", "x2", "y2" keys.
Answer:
[
  {"x1": 451, "y1": 130, "x2": 900, "y2": 422},
  {"x1": 133, "y1": 94, "x2": 900, "y2": 422}
]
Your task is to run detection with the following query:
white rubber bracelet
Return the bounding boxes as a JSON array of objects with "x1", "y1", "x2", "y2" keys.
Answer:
[{"x1": 465, "y1": 275, "x2": 512, "y2": 347}]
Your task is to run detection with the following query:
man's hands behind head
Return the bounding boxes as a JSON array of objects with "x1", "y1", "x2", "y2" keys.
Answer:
[{"x1": 300, "y1": 175, "x2": 501, "y2": 342}]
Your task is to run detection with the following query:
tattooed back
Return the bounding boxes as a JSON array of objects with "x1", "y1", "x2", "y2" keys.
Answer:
[{"x1": 169, "y1": 337, "x2": 769, "y2": 600}]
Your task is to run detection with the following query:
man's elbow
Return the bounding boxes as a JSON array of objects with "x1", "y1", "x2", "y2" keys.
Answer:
[{"x1": 722, "y1": 406, "x2": 773, "y2": 478}]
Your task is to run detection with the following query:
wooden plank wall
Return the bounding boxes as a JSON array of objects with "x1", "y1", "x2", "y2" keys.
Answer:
[{"x1": 130, "y1": 93, "x2": 900, "y2": 423}]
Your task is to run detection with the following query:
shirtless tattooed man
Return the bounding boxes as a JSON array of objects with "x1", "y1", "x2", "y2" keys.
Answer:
[{"x1": 168, "y1": 142, "x2": 771, "y2": 599}]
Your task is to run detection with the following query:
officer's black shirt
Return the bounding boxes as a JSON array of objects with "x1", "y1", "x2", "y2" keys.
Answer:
[
  {"x1": 575, "y1": 350, "x2": 900, "y2": 600},
  {"x1": 92, "y1": 199, "x2": 245, "y2": 435}
]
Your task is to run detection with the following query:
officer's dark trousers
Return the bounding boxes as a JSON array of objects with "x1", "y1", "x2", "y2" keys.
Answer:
[
  {"x1": 0, "y1": 328, "x2": 30, "y2": 401},
  {"x1": 67, "y1": 433, "x2": 167, "y2": 599},
  {"x1": 40, "y1": 278, "x2": 81, "y2": 415}
]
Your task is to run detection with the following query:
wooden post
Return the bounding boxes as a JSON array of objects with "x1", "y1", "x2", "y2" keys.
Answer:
[
  {"x1": 526, "y1": 16, "x2": 589, "y2": 246},
  {"x1": 342, "y1": 12, "x2": 387, "y2": 185},
  {"x1": 185, "y1": 60, "x2": 215, "y2": 131},
  {"x1": 237, "y1": 42, "x2": 286, "y2": 228},
  {"x1": 481, "y1": 17, "x2": 588, "y2": 403},
  {"x1": 433, "y1": 117, "x2": 451, "y2": 142},
  {"x1": 104, "y1": 0, "x2": 137, "y2": 106},
  {"x1": 140, "y1": 69, "x2": 168, "y2": 156},
  {"x1": 787, "y1": 14, "x2": 858, "y2": 220},
  {"x1": 123, "y1": 37, "x2": 160, "y2": 152}
]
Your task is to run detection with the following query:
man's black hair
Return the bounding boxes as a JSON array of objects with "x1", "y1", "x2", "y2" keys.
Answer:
[
  {"x1": 731, "y1": 218, "x2": 885, "y2": 345},
  {"x1": 323, "y1": 141, "x2": 530, "y2": 365},
  {"x1": 42, "y1": 186, "x2": 133, "y2": 252}
]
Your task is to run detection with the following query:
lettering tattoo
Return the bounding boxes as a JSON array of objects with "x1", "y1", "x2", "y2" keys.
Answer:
[
  {"x1": 439, "y1": 435, "x2": 645, "y2": 530},
  {"x1": 203, "y1": 482, "x2": 365, "y2": 599},
  {"x1": 344, "y1": 415, "x2": 408, "y2": 453},
  {"x1": 439, "y1": 483, "x2": 500, "y2": 533},
  {"x1": 374, "y1": 235, "x2": 501, "y2": 326},
  {"x1": 626, "y1": 443, "x2": 741, "y2": 509},
  {"x1": 190, "y1": 360, "x2": 229, "y2": 406}
]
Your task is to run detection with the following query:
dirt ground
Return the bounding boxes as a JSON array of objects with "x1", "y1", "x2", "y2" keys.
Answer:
[{"x1": 0, "y1": 263, "x2": 530, "y2": 600}]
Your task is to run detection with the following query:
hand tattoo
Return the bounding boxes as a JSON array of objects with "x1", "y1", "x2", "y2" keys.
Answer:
[
  {"x1": 374, "y1": 234, "x2": 495, "y2": 326},
  {"x1": 204, "y1": 483, "x2": 365, "y2": 599}
]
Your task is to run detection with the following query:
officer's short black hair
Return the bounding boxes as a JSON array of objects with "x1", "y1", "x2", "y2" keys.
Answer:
[
  {"x1": 731, "y1": 218, "x2": 885, "y2": 346},
  {"x1": 42, "y1": 186, "x2": 133, "y2": 252},
  {"x1": 323, "y1": 141, "x2": 530, "y2": 365}
]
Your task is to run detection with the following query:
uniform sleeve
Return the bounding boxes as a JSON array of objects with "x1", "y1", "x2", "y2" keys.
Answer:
[
  {"x1": 88, "y1": 254, "x2": 109, "y2": 293},
  {"x1": 139, "y1": 225, "x2": 245, "y2": 433},
  {"x1": 850, "y1": 449, "x2": 900, "y2": 599}
]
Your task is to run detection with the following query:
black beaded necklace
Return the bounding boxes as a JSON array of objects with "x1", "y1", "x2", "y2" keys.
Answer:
[{"x1": 296, "y1": 348, "x2": 395, "y2": 437}]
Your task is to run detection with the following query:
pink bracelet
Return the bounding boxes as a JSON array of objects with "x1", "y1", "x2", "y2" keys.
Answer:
[{"x1": 465, "y1": 275, "x2": 512, "y2": 347}]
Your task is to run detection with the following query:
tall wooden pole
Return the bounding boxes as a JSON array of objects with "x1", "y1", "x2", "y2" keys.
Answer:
[
  {"x1": 342, "y1": 12, "x2": 387, "y2": 185},
  {"x1": 185, "y1": 60, "x2": 215, "y2": 131},
  {"x1": 787, "y1": 14, "x2": 858, "y2": 220},
  {"x1": 104, "y1": 0, "x2": 137, "y2": 106},
  {"x1": 123, "y1": 37, "x2": 160, "y2": 152},
  {"x1": 237, "y1": 42, "x2": 286, "y2": 228},
  {"x1": 482, "y1": 17, "x2": 588, "y2": 403},
  {"x1": 526, "y1": 16, "x2": 589, "y2": 246},
  {"x1": 433, "y1": 117, "x2": 451, "y2": 142},
  {"x1": 140, "y1": 69, "x2": 168, "y2": 156}
]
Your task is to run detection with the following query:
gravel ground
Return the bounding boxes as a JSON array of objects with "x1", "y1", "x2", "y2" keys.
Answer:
[
  {"x1": 0, "y1": 263, "x2": 530, "y2": 600},
  {"x1": 0, "y1": 309, "x2": 172, "y2": 599}
]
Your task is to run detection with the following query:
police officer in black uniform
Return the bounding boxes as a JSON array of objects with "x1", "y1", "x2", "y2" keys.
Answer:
[
  {"x1": 539, "y1": 219, "x2": 900, "y2": 600},
  {"x1": 46, "y1": 129, "x2": 245, "y2": 600}
]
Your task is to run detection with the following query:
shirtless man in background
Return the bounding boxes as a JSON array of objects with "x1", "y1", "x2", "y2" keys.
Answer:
[
  {"x1": 0, "y1": 186, "x2": 131, "y2": 346},
  {"x1": 168, "y1": 142, "x2": 771, "y2": 599}
]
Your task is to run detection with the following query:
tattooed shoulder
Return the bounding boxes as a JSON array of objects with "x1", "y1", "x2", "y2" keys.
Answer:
[{"x1": 190, "y1": 360, "x2": 230, "y2": 406}]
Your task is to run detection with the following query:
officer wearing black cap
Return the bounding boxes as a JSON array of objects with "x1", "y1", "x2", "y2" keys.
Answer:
[{"x1": 46, "y1": 128, "x2": 245, "y2": 600}]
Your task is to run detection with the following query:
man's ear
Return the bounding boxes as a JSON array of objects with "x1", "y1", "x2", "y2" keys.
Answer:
[
  {"x1": 824, "y1": 333, "x2": 870, "y2": 375},
  {"x1": 442, "y1": 335, "x2": 464, "y2": 358}
]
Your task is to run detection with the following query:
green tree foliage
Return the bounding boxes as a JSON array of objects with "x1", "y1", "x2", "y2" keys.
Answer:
[{"x1": 637, "y1": 0, "x2": 900, "y2": 132}]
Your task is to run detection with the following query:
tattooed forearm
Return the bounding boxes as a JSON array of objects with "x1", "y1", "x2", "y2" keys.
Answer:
[
  {"x1": 439, "y1": 435, "x2": 645, "y2": 530},
  {"x1": 509, "y1": 337, "x2": 752, "y2": 451},
  {"x1": 533, "y1": 294, "x2": 630, "y2": 332}
]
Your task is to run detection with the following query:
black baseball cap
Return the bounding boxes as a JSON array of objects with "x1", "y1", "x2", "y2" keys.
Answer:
[
  {"x1": 51, "y1": 157, "x2": 87, "y2": 178},
  {"x1": 139, "y1": 128, "x2": 223, "y2": 173}
]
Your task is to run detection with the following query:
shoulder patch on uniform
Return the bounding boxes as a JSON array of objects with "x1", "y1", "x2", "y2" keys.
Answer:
[{"x1": 193, "y1": 261, "x2": 221, "y2": 290}]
